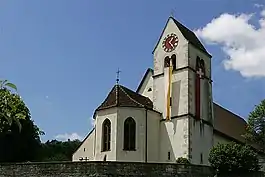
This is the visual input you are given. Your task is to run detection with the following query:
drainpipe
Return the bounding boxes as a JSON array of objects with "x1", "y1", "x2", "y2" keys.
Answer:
[{"x1": 145, "y1": 108, "x2": 148, "y2": 163}]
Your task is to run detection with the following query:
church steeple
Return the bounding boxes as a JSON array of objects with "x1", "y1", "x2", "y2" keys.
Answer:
[{"x1": 152, "y1": 16, "x2": 214, "y2": 165}]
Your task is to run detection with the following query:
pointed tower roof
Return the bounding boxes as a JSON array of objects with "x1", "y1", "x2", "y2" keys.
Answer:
[
  {"x1": 96, "y1": 84, "x2": 153, "y2": 112},
  {"x1": 153, "y1": 17, "x2": 211, "y2": 57}
]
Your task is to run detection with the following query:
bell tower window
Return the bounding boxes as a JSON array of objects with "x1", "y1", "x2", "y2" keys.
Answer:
[
  {"x1": 171, "y1": 54, "x2": 176, "y2": 70},
  {"x1": 164, "y1": 55, "x2": 176, "y2": 70},
  {"x1": 164, "y1": 56, "x2": 170, "y2": 68}
]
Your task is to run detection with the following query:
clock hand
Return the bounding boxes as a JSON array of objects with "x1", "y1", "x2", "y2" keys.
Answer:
[{"x1": 169, "y1": 37, "x2": 174, "y2": 48}]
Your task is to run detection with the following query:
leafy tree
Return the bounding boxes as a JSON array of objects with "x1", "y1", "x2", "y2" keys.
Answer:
[
  {"x1": 0, "y1": 118, "x2": 43, "y2": 162},
  {"x1": 176, "y1": 157, "x2": 190, "y2": 164},
  {"x1": 38, "y1": 139, "x2": 81, "y2": 162},
  {"x1": 244, "y1": 99, "x2": 265, "y2": 152},
  {"x1": 0, "y1": 81, "x2": 24, "y2": 132},
  {"x1": 209, "y1": 142, "x2": 260, "y2": 175},
  {"x1": 0, "y1": 87, "x2": 44, "y2": 162},
  {"x1": 0, "y1": 79, "x2": 17, "y2": 91}
]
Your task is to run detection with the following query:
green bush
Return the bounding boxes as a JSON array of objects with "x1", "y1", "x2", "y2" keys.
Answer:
[
  {"x1": 209, "y1": 142, "x2": 260, "y2": 175},
  {"x1": 176, "y1": 157, "x2": 190, "y2": 164}
]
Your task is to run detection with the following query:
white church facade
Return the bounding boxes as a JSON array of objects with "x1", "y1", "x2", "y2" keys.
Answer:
[{"x1": 72, "y1": 17, "x2": 257, "y2": 165}]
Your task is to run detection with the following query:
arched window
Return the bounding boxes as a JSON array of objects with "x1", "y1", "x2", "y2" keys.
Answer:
[
  {"x1": 123, "y1": 117, "x2": 136, "y2": 151},
  {"x1": 164, "y1": 55, "x2": 176, "y2": 70},
  {"x1": 164, "y1": 56, "x2": 170, "y2": 68},
  {"x1": 196, "y1": 56, "x2": 205, "y2": 75},
  {"x1": 171, "y1": 54, "x2": 176, "y2": 70},
  {"x1": 102, "y1": 119, "x2": 111, "y2": 151}
]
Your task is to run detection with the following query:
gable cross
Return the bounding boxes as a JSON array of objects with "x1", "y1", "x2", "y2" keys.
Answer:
[
  {"x1": 116, "y1": 68, "x2": 121, "y2": 84},
  {"x1": 170, "y1": 9, "x2": 176, "y2": 18}
]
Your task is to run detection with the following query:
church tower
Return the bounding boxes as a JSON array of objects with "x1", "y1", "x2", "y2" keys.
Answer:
[{"x1": 152, "y1": 17, "x2": 214, "y2": 165}]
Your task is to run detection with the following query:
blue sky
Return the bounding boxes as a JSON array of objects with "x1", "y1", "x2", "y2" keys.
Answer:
[{"x1": 1, "y1": 0, "x2": 265, "y2": 142}]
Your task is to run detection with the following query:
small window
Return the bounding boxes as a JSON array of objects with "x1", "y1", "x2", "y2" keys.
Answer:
[
  {"x1": 147, "y1": 88, "x2": 152, "y2": 92},
  {"x1": 83, "y1": 148, "x2": 86, "y2": 152},
  {"x1": 169, "y1": 97, "x2": 172, "y2": 106},
  {"x1": 200, "y1": 153, "x2": 203, "y2": 164},
  {"x1": 79, "y1": 157, "x2": 83, "y2": 161},
  {"x1": 200, "y1": 121, "x2": 204, "y2": 137},
  {"x1": 168, "y1": 152, "x2": 171, "y2": 160}
]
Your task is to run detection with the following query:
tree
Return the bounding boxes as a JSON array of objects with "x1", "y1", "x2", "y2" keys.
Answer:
[
  {"x1": 244, "y1": 99, "x2": 265, "y2": 152},
  {"x1": 38, "y1": 139, "x2": 81, "y2": 161},
  {"x1": 0, "y1": 80, "x2": 17, "y2": 91},
  {"x1": 0, "y1": 86, "x2": 44, "y2": 162},
  {"x1": 0, "y1": 80, "x2": 24, "y2": 132},
  {"x1": 0, "y1": 118, "x2": 43, "y2": 162},
  {"x1": 209, "y1": 142, "x2": 260, "y2": 175}
]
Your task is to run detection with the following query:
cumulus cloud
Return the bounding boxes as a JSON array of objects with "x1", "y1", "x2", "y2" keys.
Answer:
[
  {"x1": 195, "y1": 8, "x2": 265, "y2": 78},
  {"x1": 89, "y1": 116, "x2": 95, "y2": 127},
  {"x1": 261, "y1": 9, "x2": 265, "y2": 17},
  {"x1": 55, "y1": 133, "x2": 83, "y2": 141},
  {"x1": 254, "y1": 3, "x2": 264, "y2": 8}
]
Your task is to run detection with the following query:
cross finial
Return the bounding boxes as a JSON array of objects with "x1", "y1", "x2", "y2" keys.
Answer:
[
  {"x1": 116, "y1": 68, "x2": 121, "y2": 84},
  {"x1": 170, "y1": 8, "x2": 176, "y2": 18},
  {"x1": 170, "y1": 9, "x2": 174, "y2": 17}
]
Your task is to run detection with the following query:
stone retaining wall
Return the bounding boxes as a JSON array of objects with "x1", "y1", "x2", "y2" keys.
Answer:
[{"x1": 0, "y1": 161, "x2": 263, "y2": 177}]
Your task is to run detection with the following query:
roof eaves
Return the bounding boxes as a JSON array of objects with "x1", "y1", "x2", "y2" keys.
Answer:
[
  {"x1": 189, "y1": 42, "x2": 212, "y2": 58},
  {"x1": 152, "y1": 18, "x2": 171, "y2": 54},
  {"x1": 136, "y1": 68, "x2": 154, "y2": 93}
]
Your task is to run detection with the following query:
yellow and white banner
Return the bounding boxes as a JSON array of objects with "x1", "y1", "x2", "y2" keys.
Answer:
[{"x1": 165, "y1": 60, "x2": 173, "y2": 121}]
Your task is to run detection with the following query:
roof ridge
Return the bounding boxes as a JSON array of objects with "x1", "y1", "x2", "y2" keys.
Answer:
[
  {"x1": 119, "y1": 86, "x2": 145, "y2": 108},
  {"x1": 116, "y1": 84, "x2": 119, "y2": 106}
]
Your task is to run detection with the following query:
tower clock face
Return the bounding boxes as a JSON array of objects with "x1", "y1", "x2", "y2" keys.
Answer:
[{"x1": 162, "y1": 33, "x2": 179, "y2": 52}]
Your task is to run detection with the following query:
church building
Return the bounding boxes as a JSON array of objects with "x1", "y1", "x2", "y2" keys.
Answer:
[{"x1": 72, "y1": 17, "x2": 252, "y2": 165}]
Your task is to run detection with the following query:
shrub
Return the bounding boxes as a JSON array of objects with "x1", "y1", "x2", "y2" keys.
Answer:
[
  {"x1": 209, "y1": 142, "x2": 260, "y2": 175},
  {"x1": 176, "y1": 157, "x2": 190, "y2": 164}
]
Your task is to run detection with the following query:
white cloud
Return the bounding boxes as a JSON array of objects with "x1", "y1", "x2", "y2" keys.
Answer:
[
  {"x1": 89, "y1": 116, "x2": 95, "y2": 127},
  {"x1": 254, "y1": 3, "x2": 264, "y2": 8},
  {"x1": 195, "y1": 9, "x2": 265, "y2": 78},
  {"x1": 55, "y1": 133, "x2": 83, "y2": 141},
  {"x1": 261, "y1": 10, "x2": 265, "y2": 17}
]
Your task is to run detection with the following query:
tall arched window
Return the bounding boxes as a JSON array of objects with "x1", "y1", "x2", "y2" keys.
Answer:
[
  {"x1": 123, "y1": 117, "x2": 136, "y2": 151},
  {"x1": 102, "y1": 119, "x2": 111, "y2": 151}
]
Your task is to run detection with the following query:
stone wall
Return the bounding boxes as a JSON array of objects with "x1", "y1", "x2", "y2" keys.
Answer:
[{"x1": 0, "y1": 161, "x2": 263, "y2": 177}]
